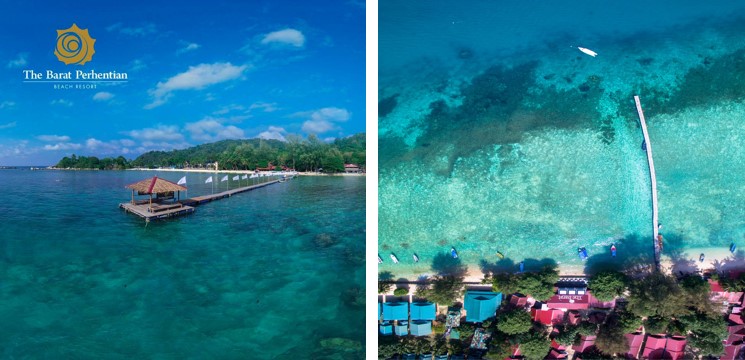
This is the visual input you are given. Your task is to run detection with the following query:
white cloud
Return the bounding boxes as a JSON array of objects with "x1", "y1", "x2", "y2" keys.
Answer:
[
  {"x1": 7, "y1": 53, "x2": 28, "y2": 68},
  {"x1": 213, "y1": 104, "x2": 245, "y2": 115},
  {"x1": 50, "y1": 99, "x2": 73, "y2": 106},
  {"x1": 185, "y1": 117, "x2": 245, "y2": 142},
  {"x1": 249, "y1": 102, "x2": 278, "y2": 112},
  {"x1": 37, "y1": 135, "x2": 70, "y2": 142},
  {"x1": 261, "y1": 28, "x2": 305, "y2": 47},
  {"x1": 178, "y1": 42, "x2": 201, "y2": 54},
  {"x1": 43, "y1": 143, "x2": 81, "y2": 151},
  {"x1": 120, "y1": 139, "x2": 136, "y2": 147},
  {"x1": 0, "y1": 121, "x2": 16, "y2": 129},
  {"x1": 107, "y1": 23, "x2": 156, "y2": 36},
  {"x1": 300, "y1": 107, "x2": 350, "y2": 134},
  {"x1": 93, "y1": 92, "x2": 114, "y2": 101},
  {"x1": 146, "y1": 62, "x2": 248, "y2": 109},
  {"x1": 125, "y1": 125, "x2": 184, "y2": 142},
  {"x1": 0, "y1": 101, "x2": 15, "y2": 109},
  {"x1": 258, "y1": 126, "x2": 287, "y2": 141},
  {"x1": 129, "y1": 59, "x2": 147, "y2": 72}
]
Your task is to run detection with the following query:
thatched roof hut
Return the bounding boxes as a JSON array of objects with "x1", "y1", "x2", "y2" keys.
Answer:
[
  {"x1": 126, "y1": 176, "x2": 186, "y2": 194},
  {"x1": 125, "y1": 176, "x2": 186, "y2": 207}
]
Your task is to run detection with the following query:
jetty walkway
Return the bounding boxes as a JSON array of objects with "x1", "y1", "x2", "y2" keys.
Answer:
[
  {"x1": 634, "y1": 95, "x2": 660, "y2": 269},
  {"x1": 120, "y1": 179, "x2": 281, "y2": 222}
]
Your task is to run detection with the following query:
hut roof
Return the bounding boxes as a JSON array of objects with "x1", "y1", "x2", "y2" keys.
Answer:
[{"x1": 126, "y1": 176, "x2": 187, "y2": 194}]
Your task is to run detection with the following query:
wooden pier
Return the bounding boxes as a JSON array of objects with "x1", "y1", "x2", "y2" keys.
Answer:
[
  {"x1": 634, "y1": 95, "x2": 660, "y2": 269},
  {"x1": 120, "y1": 179, "x2": 281, "y2": 222}
]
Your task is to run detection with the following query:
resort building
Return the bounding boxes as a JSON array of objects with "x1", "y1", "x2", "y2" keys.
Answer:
[
  {"x1": 724, "y1": 324, "x2": 745, "y2": 359},
  {"x1": 641, "y1": 335, "x2": 687, "y2": 360},
  {"x1": 344, "y1": 163, "x2": 362, "y2": 173},
  {"x1": 625, "y1": 332, "x2": 645, "y2": 359},
  {"x1": 409, "y1": 302, "x2": 436, "y2": 321},
  {"x1": 463, "y1": 290, "x2": 502, "y2": 323},
  {"x1": 409, "y1": 320, "x2": 432, "y2": 336},
  {"x1": 710, "y1": 278, "x2": 745, "y2": 309}
]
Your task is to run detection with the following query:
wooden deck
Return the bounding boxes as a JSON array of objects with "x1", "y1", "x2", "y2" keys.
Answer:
[
  {"x1": 120, "y1": 179, "x2": 281, "y2": 222},
  {"x1": 634, "y1": 95, "x2": 660, "y2": 269}
]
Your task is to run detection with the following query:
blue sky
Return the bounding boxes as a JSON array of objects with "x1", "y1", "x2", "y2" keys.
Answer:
[{"x1": 0, "y1": 0, "x2": 365, "y2": 165}]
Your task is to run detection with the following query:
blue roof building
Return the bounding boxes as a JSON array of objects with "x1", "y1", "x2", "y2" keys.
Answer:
[
  {"x1": 410, "y1": 320, "x2": 432, "y2": 336},
  {"x1": 394, "y1": 320, "x2": 409, "y2": 336},
  {"x1": 410, "y1": 301, "x2": 436, "y2": 321},
  {"x1": 382, "y1": 302, "x2": 409, "y2": 321},
  {"x1": 463, "y1": 290, "x2": 502, "y2": 322},
  {"x1": 379, "y1": 321, "x2": 393, "y2": 335}
]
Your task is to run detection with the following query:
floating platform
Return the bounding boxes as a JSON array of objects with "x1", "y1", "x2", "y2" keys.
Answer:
[{"x1": 120, "y1": 179, "x2": 281, "y2": 222}]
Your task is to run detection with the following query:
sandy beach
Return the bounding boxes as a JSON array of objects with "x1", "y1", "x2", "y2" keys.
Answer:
[{"x1": 127, "y1": 168, "x2": 365, "y2": 176}]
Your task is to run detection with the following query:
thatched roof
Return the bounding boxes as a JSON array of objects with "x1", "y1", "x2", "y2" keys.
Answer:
[{"x1": 125, "y1": 176, "x2": 186, "y2": 194}]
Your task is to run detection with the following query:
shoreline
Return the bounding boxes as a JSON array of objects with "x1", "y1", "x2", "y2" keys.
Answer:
[
  {"x1": 128, "y1": 168, "x2": 365, "y2": 176},
  {"x1": 41, "y1": 167, "x2": 365, "y2": 176},
  {"x1": 381, "y1": 246, "x2": 743, "y2": 286}
]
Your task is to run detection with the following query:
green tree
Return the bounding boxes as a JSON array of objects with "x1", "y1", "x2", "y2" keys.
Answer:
[
  {"x1": 517, "y1": 331, "x2": 551, "y2": 360},
  {"x1": 496, "y1": 309, "x2": 533, "y2": 335},
  {"x1": 616, "y1": 310, "x2": 642, "y2": 333},
  {"x1": 643, "y1": 316, "x2": 668, "y2": 334},
  {"x1": 595, "y1": 314, "x2": 629, "y2": 355},
  {"x1": 553, "y1": 325, "x2": 579, "y2": 346},
  {"x1": 393, "y1": 288, "x2": 409, "y2": 296},
  {"x1": 378, "y1": 271, "x2": 394, "y2": 294},
  {"x1": 679, "y1": 274, "x2": 717, "y2": 316},
  {"x1": 483, "y1": 333, "x2": 512, "y2": 360},
  {"x1": 588, "y1": 270, "x2": 627, "y2": 301},
  {"x1": 626, "y1": 271, "x2": 688, "y2": 318},
  {"x1": 679, "y1": 312, "x2": 728, "y2": 356},
  {"x1": 516, "y1": 266, "x2": 559, "y2": 301},
  {"x1": 491, "y1": 273, "x2": 519, "y2": 295},
  {"x1": 577, "y1": 322, "x2": 598, "y2": 336},
  {"x1": 416, "y1": 275, "x2": 464, "y2": 306}
]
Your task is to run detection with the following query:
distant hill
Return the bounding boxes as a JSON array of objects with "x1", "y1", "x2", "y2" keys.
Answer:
[{"x1": 56, "y1": 133, "x2": 366, "y2": 172}]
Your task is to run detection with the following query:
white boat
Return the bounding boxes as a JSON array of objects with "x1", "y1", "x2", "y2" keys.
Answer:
[
  {"x1": 413, "y1": 253, "x2": 420, "y2": 263},
  {"x1": 378, "y1": 255, "x2": 383, "y2": 263},
  {"x1": 390, "y1": 253, "x2": 399, "y2": 264},
  {"x1": 577, "y1": 46, "x2": 597, "y2": 57}
]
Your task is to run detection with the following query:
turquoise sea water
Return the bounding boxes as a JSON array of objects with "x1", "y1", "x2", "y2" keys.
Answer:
[
  {"x1": 0, "y1": 170, "x2": 364, "y2": 359},
  {"x1": 379, "y1": 0, "x2": 745, "y2": 276}
]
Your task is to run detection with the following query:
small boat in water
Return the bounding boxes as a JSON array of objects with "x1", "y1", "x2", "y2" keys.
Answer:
[
  {"x1": 519, "y1": 261, "x2": 524, "y2": 273},
  {"x1": 578, "y1": 247, "x2": 588, "y2": 260},
  {"x1": 496, "y1": 251, "x2": 505, "y2": 259},
  {"x1": 413, "y1": 253, "x2": 420, "y2": 263},
  {"x1": 699, "y1": 253, "x2": 705, "y2": 262},
  {"x1": 451, "y1": 247, "x2": 458, "y2": 259},
  {"x1": 611, "y1": 244, "x2": 617, "y2": 257},
  {"x1": 390, "y1": 253, "x2": 399, "y2": 264},
  {"x1": 642, "y1": 140, "x2": 647, "y2": 151},
  {"x1": 731, "y1": 243, "x2": 737, "y2": 253},
  {"x1": 577, "y1": 46, "x2": 598, "y2": 57},
  {"x1": 378, "y1": 255, "x2": 383, "y2": 264}
]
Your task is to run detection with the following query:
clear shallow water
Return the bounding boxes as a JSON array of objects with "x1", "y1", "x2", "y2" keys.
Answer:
[
  {"x1": 379, "y1": 0, "x2": 745, "y2": 277},
  {"x1": 0, "y1": 170, "x2": 364, "y2": 358}
]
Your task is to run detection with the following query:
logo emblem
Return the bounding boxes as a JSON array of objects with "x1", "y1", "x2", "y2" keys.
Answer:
[{"x1": 54, "y1": 24, "x2": 96, "y2": 65}]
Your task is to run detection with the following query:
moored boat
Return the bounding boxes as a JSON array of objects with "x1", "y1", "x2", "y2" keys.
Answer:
[
  {"x1": 378, "y1": 255, "x2": 383, "y2": 264},
  {"x1": 390, "y1": 253, "x2": 399, "y2": 264},
  {"x1": 496, "y1": 251, "x2": 504, "y2": 259},
  {"x1": 611, "y1": 244, "x2": 616, "y2": 257},
  {"x1": 413, "y1": 253, "x2": 420, "y2": 263},
  {"x1": 450, "y1": 247, "x2": 458, "y2": 259},
  {"x1": 578, "y1": 247, "x2": 588, "y2": 260},
  {"x1": 731, "y1": 243, "x2": 737, "y2": 253}
]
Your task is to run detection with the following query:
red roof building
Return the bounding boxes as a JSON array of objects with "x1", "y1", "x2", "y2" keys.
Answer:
[
  {"x1": 710, "y1": 279, "x2": 744, "y2": 307},
  {"x1": 567, "y1": 310, "x2": 581, "y2": 325},
  {"x1": 625, "y1": 332, "x2": 644, "y2": 359},
  {"x1": 665, "y1": 336, "x2": 686, "y2": 360},
  {"x1": 531, "y1": 307, "x2": 565, "y2": 326},
  {"x1": 509, "y1": 294, "x2": 528, "y2": 308},
  {"x1": 572, "y1": 335, "x2": 596, "y2": 353},
  {"x1": 546, "y1": 294, "x2": 591, "y2": 310},
  {"x1": 546, "y1": 348, "x2": 568, "y2": 359},
  {"x1": 723, "y1": 343, "x2": 745, "y2": 360},
  {"x1": 642, "y1": 335, "x2": 667, "y2": 359}
]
